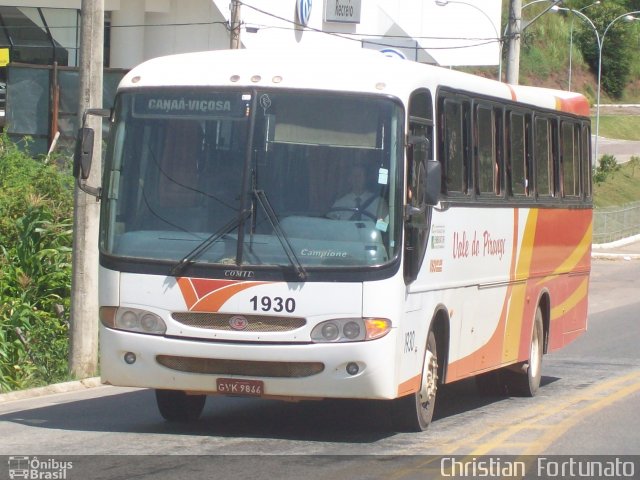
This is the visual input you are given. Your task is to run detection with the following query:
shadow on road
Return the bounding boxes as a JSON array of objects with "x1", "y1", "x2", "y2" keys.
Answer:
[{"x1": 0, "y1": 375, "x2": 560, "y2": 443}]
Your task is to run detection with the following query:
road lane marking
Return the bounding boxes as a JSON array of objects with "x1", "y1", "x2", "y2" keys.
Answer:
[
  {"x1": 523, "y1": 375, "x2": 640, "y2": 454},
  {"x1": 440, "y1": 368, "x2": 640, "y2": 455}
]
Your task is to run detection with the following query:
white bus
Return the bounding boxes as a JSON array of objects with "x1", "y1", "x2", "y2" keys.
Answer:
[{"x1": 75, "y1": 49, "x2": 592, "y2": 431}]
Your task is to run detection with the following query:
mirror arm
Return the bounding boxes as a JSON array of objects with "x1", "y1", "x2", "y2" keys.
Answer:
[
  {"x1": 404, "y1": 204, "x2": 425, "y2": 219},
  {"x1": 76, "y1": 176, "x2": 101, "y2": 199}
]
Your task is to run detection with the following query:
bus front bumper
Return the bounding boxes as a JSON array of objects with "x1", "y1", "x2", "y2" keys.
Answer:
[{"x1": 99, "y1": 326, "x2": 400, "y2": 400}]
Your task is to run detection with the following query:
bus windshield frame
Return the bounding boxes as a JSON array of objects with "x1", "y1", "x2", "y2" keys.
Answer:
[{"x1": 99, "y1": 87, "x2": 405, "y2": 281}]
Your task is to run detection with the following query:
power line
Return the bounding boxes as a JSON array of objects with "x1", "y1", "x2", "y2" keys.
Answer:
[{"x1": 239, "y1": 0, "x2": 503, "y2": 48}]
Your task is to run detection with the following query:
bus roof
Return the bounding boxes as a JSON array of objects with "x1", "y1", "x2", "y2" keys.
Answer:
[{"x1": 120, "y1": 48, "x2": 590, "y2": 117}]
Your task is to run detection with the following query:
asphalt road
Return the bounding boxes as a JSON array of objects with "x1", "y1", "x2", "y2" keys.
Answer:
[{"x1": 0, "y1": 259, "x2": 638, "y2": 479}]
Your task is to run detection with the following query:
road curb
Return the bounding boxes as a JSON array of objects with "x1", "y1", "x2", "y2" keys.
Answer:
[
  {"x1": 591, "y1": 252, "x2": 640, "y2": 260},
  {"x1": 592, "y1": 234, "x2": 640, "y2": 250},
  {"x1": 0, "y1": 377, "x2": 102, "y2": 404}
]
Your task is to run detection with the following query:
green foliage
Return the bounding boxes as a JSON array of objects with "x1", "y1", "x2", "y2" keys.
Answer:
[
  {"x1": 629, "y1": 155, "x2": 640, "y2": 177},
  {"x1": 593, "y1": 159, "x2": 640, "y2": 207},
  {"x1": 574, "y1": 2, "x2": 637, "y2": 98},
  {"x1": 520, "y1": 12, "x2": 571, "y2": 79},
  {"x1": 593, "y1": 153, "x2": 621, "y2": 184},
  {"x1": 0, "y1": 136, "x2": 74, "y2": 392}
]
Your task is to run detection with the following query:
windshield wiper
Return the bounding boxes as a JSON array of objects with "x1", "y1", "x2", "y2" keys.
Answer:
[
  {"x1": 170, "y1": 210, "x2": 250, "y2": 277},
  {"x1": 253, "y1": 189, "x2": 307, "y2": 280}
]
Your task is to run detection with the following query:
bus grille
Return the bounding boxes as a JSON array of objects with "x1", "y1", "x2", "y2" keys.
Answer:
[
  {"x1": 156, "y1": 355, "x2": 324, "y2": 378},
  {"x1": 171, "y1": 312, "x2": 306, "y2": 332}
]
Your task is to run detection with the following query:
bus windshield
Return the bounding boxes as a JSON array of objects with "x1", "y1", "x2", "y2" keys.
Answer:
[{"x1": 100, "y1": 89, "x2": 404, "y2": 273}]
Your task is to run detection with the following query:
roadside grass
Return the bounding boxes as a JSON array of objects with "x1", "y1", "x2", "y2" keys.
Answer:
[
  {"x1": 593, "y1": 160, "x2": 640, "y2": 208},
  {"x1": 591, "y1": 115, "x2": 640, "y2": 208},
  {"x1": 595, "y1": 116, "x2": 640, "y2": 141}
]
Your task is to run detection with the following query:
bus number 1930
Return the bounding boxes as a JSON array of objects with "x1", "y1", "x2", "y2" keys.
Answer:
[{"x1": 249, "y1": 295, "x2": 296, "y2": 313}]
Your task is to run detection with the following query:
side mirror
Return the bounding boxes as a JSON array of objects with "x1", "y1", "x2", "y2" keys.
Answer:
[
  {"x1": 73, "y1": 108, "x2": 111, "y2": 198},
  {"x1": 73, "y1": 127, "x2": 95, "y2": 180}
]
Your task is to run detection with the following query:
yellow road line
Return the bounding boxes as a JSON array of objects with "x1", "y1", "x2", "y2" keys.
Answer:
[
  {"x1": 443, "y1": 369, "x2": 640, "y2": 455},
  {"x1": 523, "y1": 377, "x2": 640, "y2": 455}
]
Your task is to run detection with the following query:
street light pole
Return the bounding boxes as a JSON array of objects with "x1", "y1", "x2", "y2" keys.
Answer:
[
  {"x1": 555, "y1": 8, "x2": 640, "y2": 164},
  {"x1": 595, "y1": 11, "x2": 640, "y2": 164}
]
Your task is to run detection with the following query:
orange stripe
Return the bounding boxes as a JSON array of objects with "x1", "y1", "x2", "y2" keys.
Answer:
[
  {"x1": 192, "y1": 281, "x2": 268, "y2": 312},
  {"x1": 177, "y1": 276, "x2": 270, "y2": 312},
  {"x1": 397, "y1": 374, "x2": 421, "y2": 397},
  {"x1": 177, "y1": 277, "x2": 198, "y2": 310}
]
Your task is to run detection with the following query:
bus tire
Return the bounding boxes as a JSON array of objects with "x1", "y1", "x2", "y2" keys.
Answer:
[
  {"x1": 155, "y1": 389, "x2": 206, "y2": 422},
  {"x1": 504, "y1": 307, "x2": 544, "y2": 397},
  {"x1": 391, "y1": 330, "x2": 438, "y2": 432}
]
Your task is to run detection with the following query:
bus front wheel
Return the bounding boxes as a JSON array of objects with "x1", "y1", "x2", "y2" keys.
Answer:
[
  {"x1": 155, "y1": 389, "x2": 206, "y2": 422},
  {"x1": 391, "y1": 330, "x2": 438, "y2": 432}
]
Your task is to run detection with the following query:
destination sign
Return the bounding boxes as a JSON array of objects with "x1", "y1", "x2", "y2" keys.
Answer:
[{"x1": 133, "y1": 92, "x2": 248, "y2": 118}]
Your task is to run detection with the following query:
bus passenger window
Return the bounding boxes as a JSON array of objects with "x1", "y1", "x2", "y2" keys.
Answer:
[
  {"x1": 582, "y1": 124, "x2": 592, "y2": 199},
  {"x1": 443, "y1": 100, "x2": 466, "y2": 194},
  {"x1": 476, "y1": 106, "x2": 497, "y2": 195},
  {"x1": 509, "y1": 112, "x2": 527, "y2": 196},
  {"x1": 561, "y1": 122, "x2": 579, "y2": 197},
  {"x1": 535, "y1": 118, "x2": 552, "y2": 197}
]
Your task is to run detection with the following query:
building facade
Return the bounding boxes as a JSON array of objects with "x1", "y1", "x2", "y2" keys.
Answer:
[{"x1": 0, "y1": 0, "x2": 501, "y2": 71}]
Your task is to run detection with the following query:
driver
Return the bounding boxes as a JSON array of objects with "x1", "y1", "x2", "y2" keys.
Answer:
[{"x1": 327, "y1": 164, "x2": 388, "y2": 221}]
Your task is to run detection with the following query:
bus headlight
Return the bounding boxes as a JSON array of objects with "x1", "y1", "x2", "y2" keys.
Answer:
[
  {"x1": 310, "y1": 318, "x2": 391, "y2": 343},
  {"x1": 100, "y1": 307, "x2": 167, "y2": 335}
]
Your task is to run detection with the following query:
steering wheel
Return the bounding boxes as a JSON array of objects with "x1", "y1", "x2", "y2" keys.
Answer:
[{"x1": 326, "y1": 207, "x2": 377, "y2": 221}]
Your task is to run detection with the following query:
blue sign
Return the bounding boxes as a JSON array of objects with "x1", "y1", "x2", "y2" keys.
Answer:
[
  {"x1": 380, "y1": 48, "x2": 407, "y2": 60},
  {"x1": 297, "y1": 0, "x2": 312, "y2": 26}
]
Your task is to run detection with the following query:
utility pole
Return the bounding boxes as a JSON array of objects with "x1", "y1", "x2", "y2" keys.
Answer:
[
  {"x1": 506, "y1": 0, "x2": 522, "y2": 85},
  {"x1": 230, "y1": 0, "x2": 241, "y2": 49},
  {"x1": 69, "y1": 0, "x2": 104, "y2": 378}
]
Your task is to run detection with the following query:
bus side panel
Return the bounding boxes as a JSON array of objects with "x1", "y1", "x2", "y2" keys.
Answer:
[
  {"x1": 525, "y1": 207, "x2": 592, "y2": 354},
  {"x1": 414, "y1": 207, "x2": 517, "y2": 383},
  {"x1": 419, "y1": 206, "x2": 591, "y2": 384}
]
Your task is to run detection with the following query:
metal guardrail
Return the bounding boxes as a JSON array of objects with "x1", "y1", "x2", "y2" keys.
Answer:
[{"x1": 593, "y1": 201, "x2": 640, "y2": 244}]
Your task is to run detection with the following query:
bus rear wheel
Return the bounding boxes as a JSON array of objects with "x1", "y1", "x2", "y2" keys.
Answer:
[
  {"x1": 503, "y1": 307, "x2": 544, "y2": 397},
  {"x1": 155, "y1": 389, "x2": 206, "y2": 422},
  {"x1": 391, "y1": 330, "x2": 438, "y2": 432}
]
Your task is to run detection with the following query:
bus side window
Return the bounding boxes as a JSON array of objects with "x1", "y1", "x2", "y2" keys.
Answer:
[
  {"x1": 560, "y1": 120, "x2": 579, "y2": 198},
  {"x1": 508, "y1": 111, "x2": 527, "y2": 197},
  {"x1": 535, "y1": 117, "x2": 552, "y2": 198},
  {"x1": 441, "y1": 99, "x2": 467, "y2": 195},
  {"x1": 475, "y1": 104, "x2": 501, "y2": 196},
  {"x1": 408, "y1": 90, "x2": 434, "y2": 209},
  {"x1": 581, "y1": 123, "x2": 592, "y2": 200}
]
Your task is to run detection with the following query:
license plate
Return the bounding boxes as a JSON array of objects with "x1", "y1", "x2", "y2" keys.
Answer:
[{"x1": 216, "y1": 378, "x2": 264, "y2": 397}]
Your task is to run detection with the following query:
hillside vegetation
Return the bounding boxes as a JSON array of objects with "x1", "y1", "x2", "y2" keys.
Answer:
[{"x1": 516, "y1": 0, "x2": 640, "y2": 103}]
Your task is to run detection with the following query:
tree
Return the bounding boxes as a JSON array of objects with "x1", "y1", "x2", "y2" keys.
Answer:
[{"x1": 575, "y1": 3, "x2": 637, "y2": 98}]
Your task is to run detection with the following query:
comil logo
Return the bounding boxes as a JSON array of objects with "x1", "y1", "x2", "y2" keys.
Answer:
[
  {"x1": 229, "y1": 315, "x2": 249, "y2": 331},
  {"x1": 8, "y1": 456, "x2": 73, "y2": 479}
]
